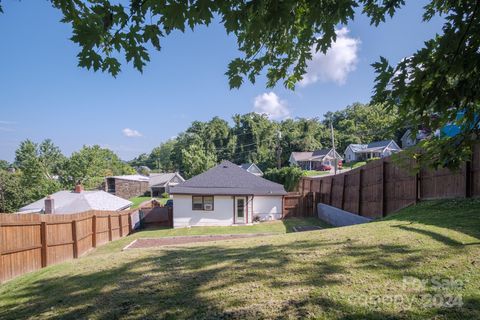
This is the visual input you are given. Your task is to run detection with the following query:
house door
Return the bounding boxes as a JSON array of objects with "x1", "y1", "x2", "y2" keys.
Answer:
[{"x1": 235, "y1": 197, "x2": 246, "y2": 224}]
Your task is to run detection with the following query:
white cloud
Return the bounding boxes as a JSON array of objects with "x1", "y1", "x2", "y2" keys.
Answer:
[
  {"x1": 122, "y1": 128, "x2": 143, "y2": 137},
  {"x1": 300, "y1": 27, "x2": 360, "y2": 86},
  {"x1": 253, "y1": 92, "x2": 290, "y2": 120}
]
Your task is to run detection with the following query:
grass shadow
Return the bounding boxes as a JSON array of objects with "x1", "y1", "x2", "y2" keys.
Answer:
[{"x1": 384, "y1": 198, "x2": 480, "y2": 240}]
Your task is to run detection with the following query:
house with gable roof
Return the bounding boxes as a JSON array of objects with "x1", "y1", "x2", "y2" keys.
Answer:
[
  {"x1": 169, "y1": 160, "x2": 287, "y2": 227},
  {"x1": 344, "y1": 140, "x2": 401, "y2": 162},
  {"x1": 289, "y1": 148, "x2": 343, "y2": 170}
]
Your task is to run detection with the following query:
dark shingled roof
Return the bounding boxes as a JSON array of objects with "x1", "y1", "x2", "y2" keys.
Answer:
[
  {"x1": 312, "y1": 148, "x2": 332, "y2": 157},
  {"x1": 367, "y1": 140, "x2": 393, "y2": 148},
  {"x1": 170, "y1": 160, "x2": 287, "y2": 196}
]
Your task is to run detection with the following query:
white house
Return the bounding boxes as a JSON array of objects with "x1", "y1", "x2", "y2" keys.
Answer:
[
  {"x1": 400, "y1": 129, "x2": 432, "y2": 148},
  {"x1": 149, "y1": 172, "x2": 185, "y2": 196},
  {"x1": 344, "y1": 140, "x2": 401, "y2": 162},
  {"x1": 19, "y1": 184, "x2": 132, "y2": 214},
  {"x1": 289, "y1": 148, "x2": 343, "y2": 170},
  {"x1": 239, "y1": 163, "x2": 264, "y2": 176},
  {"x1": 169, "y1": 160, "x2": 287, "y2": 227}
]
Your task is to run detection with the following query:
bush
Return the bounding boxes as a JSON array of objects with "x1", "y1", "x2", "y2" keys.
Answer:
[
  {"x1": 161, "y1": 192, "x2": 169, "y2": 198},
  {"x1": 366, "y1": 157, "x2": 381, "y2": 163},
  {"x1": 264, "y1": 166, "x2": 304, "y2": 192}
]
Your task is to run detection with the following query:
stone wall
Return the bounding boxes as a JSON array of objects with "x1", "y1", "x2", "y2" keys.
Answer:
[{"x1": 113, "y1": 179, "x2": 149, "y2": 199}]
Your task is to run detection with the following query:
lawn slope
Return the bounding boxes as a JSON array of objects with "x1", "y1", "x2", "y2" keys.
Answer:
[{"x1": 0, "y1": 199, "x2": 479, "y2": 319}]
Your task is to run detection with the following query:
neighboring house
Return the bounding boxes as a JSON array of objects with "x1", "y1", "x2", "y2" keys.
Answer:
[
  {"x1": 105, "y1": 175, "x2": 150, "y2": 199},
  {"x1": 400, "y1": 129, "x2": 430, "y2": 148},
  {"x1": 239, "y1": 163, "x2": 264, "y2": 176},
  {"x1": 170, "y1": 160, "x2": 287, "y2": 227},
  {"x1": 344, "y1": 140, "x2": 401, "y2": 162},
  {"x1": 19, "y1": 184, "x2": 132, "y2": 214},
  {"x1": 105, "y1": 173, "x2": 185, "y2": 199},
  {"x1": 440, "y1": 110, "x2": 479, "y2": 138},
  {"x1": 289, "y1": 148, "x2": 343, "y2": 170},
  {"x1": 149, "y1": 173, "x2": 185, "y2": 197}
]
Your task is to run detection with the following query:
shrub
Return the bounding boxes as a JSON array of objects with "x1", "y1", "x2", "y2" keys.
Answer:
[
  {"x1": 264, "y1": 166, "x2": 304, "y2": 192},
  {"x1": 161, "y1": 192, "x2": 169, "y2": 198},
  {"x1": 366, "y1": 157, "x2": 381, "y2": 163}
]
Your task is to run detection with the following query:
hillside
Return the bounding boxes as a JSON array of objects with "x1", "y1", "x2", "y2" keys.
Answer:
[{"x1": 0, "y1": 199, "x2": 479, "y2": 319}]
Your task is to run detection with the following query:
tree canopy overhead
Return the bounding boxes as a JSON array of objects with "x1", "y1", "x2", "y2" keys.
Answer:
[
  {"x1": 1, "y1": 0, "x2": 405, "y2": 88},
  {"x1": 2, "y1": 0, "x2": 479, "y2": 167}
]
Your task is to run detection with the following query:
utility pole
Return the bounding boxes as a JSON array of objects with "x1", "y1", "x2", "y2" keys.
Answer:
[
  {"x1": 276, "y1": 130, "x2": 282, "y2": 169},
  {"x1": 330, "y1": 121, "x2": 337, "y2": 175}
]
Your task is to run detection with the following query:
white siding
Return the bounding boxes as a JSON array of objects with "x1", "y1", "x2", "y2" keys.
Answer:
[
  {"x1": 289, "y1": 154, "x2": 298, "y2": 166},
  {"x1": 172, "y1": 194, "x2": 283, "y2": 226},
  {"x1": 173, "y1": 195, "x2": 234, "y2": 227},
  {"x1": 344, "y1": 147, "x2": 357, "y2": 162},
  {"x1": 252, "y1": 196, "x2": 283, "y2": 221}
]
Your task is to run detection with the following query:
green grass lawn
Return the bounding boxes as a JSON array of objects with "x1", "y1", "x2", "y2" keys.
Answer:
[
  {"x1": 1, "y1": 199, "x2": 479, "y2": 319},
  {"x1": 129, "y1": 196, "x2": 169, "y2": 208},
  {"x1": 346, "y1": 160, "x2": 367, "y2": 170},
  {"x1": 303, "y1": 170, "x2": 330, "y2": 176}
]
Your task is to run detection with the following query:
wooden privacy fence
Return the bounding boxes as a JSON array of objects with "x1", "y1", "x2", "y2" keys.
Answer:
[
  {"x1": 0, "y1": 210, "x2": 137, "y2": 283},
  {"x1": 296, "y1": 144, "x2": 480, "y2": 219},
  {"x1": 140, "y1": 206, "x2": 173, "y2": 227},
  {"x1": 283, "y1": 192, "x2": 317, "y2": 218}
]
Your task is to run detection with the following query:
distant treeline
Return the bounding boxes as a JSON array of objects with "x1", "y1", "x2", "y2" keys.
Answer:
[
  {"x1": 130, "y1": 102, "x2": 400, "y2": 178},
  {"x1": 0, "y1": 143, "x2": 135, "y2": 212},
  {"x1": 0, "y1": 102, "x2": 400, "y2": 212}
]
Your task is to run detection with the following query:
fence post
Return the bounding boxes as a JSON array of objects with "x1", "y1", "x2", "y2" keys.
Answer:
[
  {"x1": 382, "y1": 160, "x2": 387, "y2": 217},
  {"x1": 358, "y1": 169, "x2": 363, "y2": 216},
  {"x1": 118, "y1": 214, "x2": 123, "y2": 238},
  {"x1": 40, "y1": 222, "x2": 47, "y2": 267},
  {"x1": 128, "y1": 212, "x2": 133, "y2": 234},
  {"x1": 466, "y1": 161, "x2": 472, "y2": 198},
  {"x1": 108, "y1": 215, "x2": 112, "y2": 241},
  {"x1": 72, "y1": 220, "x2": 78, "y2": 259},
  {"x1": 319, "y1": 179, "x2": 323, "y2": 203},
  {"x1": 92, "y1": 215, "x2": 97, "y2": 248},
  {"x1": 329, "y1": 177, "x2": 334, "y2": 205},
  {"x1": 0, "y1": 222, "x2": 2, "y2": 281},
  {"x1": 341, "y1": 175, "x2": 346, "y2": 210},
  {"x1": 168, "y1": 207, "x2": 173, "y2": 228},
  {"x1": 312, "y1": 192, "x2": 317, "y2": 216},
  {"x1": 415, "y1": 172, "x2": 420, "y2": 204}
]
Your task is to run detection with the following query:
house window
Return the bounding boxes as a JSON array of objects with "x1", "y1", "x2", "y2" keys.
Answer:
[{"x1": 192, "y1": 196, "x2": 214, "y2": 211}]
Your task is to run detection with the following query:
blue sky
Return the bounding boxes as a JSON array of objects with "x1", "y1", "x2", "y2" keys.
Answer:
[{"x1": 0, "y1": 1, "x2": 444, "y2": 162}]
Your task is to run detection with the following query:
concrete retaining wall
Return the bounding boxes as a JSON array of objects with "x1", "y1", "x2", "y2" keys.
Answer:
[{"x1": 317, "y1": 203, "x2": 372, "y2": 227}]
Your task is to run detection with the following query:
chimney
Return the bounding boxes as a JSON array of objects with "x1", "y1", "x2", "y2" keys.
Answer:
[
  {"x1": 44, "y1": 196, "x2": 55, "y2": 214},
  {"x1": 74, "y1": 182, "x2": 84, "y2": 193}
]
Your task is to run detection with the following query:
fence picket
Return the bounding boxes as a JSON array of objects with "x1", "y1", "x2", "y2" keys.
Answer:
[{"x1": 0, "y1": 210, "x2": 137, "y2": 283}]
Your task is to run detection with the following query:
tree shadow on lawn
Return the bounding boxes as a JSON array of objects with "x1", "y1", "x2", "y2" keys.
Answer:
[
  {"x1": 391, "y1": 224, "x2": 480, "y2": 247},
  {"x1": 0, "y1": 238, "x2": 478, "y2": 319},
  {"x1": 384, "y1": 198, "x2": 480, "y2": 241}
]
